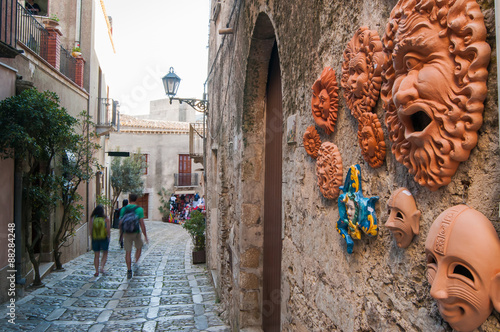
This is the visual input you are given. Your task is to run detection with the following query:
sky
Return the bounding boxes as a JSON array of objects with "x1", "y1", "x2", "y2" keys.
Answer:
[{"x1": 102, "y1": 0, "x2": 210, "y2": 116}]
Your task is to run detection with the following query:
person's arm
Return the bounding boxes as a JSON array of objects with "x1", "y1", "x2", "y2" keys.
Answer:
[
  {"x1": 139, "y1": 218, "x2": 148, "y2": 244},
  {"x1": 105, "y1": 217, "x2": 111, "y2": 239}
]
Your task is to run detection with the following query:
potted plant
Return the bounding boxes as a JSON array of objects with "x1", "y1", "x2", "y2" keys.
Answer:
[
  {"x1": 71, "y1": 46, "x2": 81, "y2": 58},
  {"x1": 182, "y1": 210, "x2": 206, "y2": 264},
  {"x1": 157, "y1": 187, "x2": 171, "y2": 222},
  {"x1": 43, "y1": 14, "x2": 60, "y2": 28}
]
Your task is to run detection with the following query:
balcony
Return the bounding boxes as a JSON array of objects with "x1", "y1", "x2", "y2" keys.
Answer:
[
  {"x1": 174, "y1": 173, "x2": 199, "y2": 188},
  {"x1": 96, "y1": 98, "x2": 118, "y2": 136},
  {"x1": 0, "y1": 0, "x2": 23, "y2": 58},
  {"x1": 189, "y1": 122, "x2": 205, "y2": 164}
]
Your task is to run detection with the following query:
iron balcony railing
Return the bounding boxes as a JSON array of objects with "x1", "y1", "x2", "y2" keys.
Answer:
[
  {"x1": 174, "y1": 173, "x2": 199, "y2": 187},
  {"x1": 17, "y1": 2, "x2": 47, "y2": 56},
  {"x1": 0, "y1": 0, "x2": 17, "y2": 51},
  {"x1": 97, "y1": 98, "x2": 118, "y2": 127},
  {"x1": 59, "y1": 45, "x2": 77, "y2": 82}
]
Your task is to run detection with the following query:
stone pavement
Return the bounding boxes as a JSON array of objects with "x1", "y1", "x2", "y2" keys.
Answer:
[{"x1": 0, "y1": 221, "x2": 230, "y2": 331}]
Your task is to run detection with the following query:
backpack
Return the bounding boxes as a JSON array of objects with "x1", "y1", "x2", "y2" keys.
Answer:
[
  {"x1": 121, "y1": 205, "x2": 140, "y2": 233},
  {"x1": 92, "y1": 217, "x2": 107, "y2": 240}
]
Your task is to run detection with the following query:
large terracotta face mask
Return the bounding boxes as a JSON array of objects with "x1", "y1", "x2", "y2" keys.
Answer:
[
  {"x1": 425, "y1": 205, "x2": 500, "y2": 331},
  {"x1": 381, "y1": 0, "x2": 491, "y2": 191},
  {"x1": 385, "y1": 188, "x2": 420, "y2": 248}
]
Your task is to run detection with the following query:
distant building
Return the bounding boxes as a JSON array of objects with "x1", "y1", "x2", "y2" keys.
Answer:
[{"x1": 108, "y1": 100, "x2": 203, "y2": 221}]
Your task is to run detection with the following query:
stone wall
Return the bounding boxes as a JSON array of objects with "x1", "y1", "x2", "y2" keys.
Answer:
[{"x1": 206, "y1": 0, "x2": 500, "y2": 331}]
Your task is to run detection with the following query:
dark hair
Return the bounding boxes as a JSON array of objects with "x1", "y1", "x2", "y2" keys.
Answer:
[
  {"x1": 91, "y1": 205, "x2": 106, "y2": 218},
  {"x1": 129, "y1": 193, "x2": 138, "y2": 202},
  {"x1": 122, "y1": 199, "x2": 129, "y2": 207}
]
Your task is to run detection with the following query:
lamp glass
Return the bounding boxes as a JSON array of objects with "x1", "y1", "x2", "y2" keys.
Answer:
[{"x1": 162, "y1": 67, "x2": 181, "y2": 97}]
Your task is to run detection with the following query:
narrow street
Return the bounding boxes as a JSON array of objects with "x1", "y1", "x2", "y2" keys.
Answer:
[{"x1": 0, "y1": 221, "x2": 229, "y2": 332}]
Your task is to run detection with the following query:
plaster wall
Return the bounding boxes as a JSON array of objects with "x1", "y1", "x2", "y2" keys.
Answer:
[
  {"x1": 108, "y1": 131, "x2": 202, "y2": 221},
  {"x1": 206, "y1": 0, "x2": 500, "y2": 331},
  {"x1": 146, "y1": 99, "x2": 198, "y2": 123}
]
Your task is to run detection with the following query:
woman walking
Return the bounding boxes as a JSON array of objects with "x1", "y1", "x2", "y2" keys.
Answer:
[{"x1": 89, "y1": 205, "x2": 111, "y2": 276}]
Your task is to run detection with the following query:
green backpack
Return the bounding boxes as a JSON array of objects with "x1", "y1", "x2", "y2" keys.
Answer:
[{"x1": 92, "y1": 217, "x2": 107, "y2": 240}]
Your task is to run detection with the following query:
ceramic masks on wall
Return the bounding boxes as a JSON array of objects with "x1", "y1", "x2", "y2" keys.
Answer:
[
  {"x1": 380, "y1": 0, "x2": 491, "y2": 191},
  {"x1": 341, "y1": 27, "x2": 386, "y2": 168},
  {"x1": 385, "y1": 188, "x2": 421, "y2": 248},
  {"x1": 425, "y1": 205, "x2": 500, "y2": 332}
]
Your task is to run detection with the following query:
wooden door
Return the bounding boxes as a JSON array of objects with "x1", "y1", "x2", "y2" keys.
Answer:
[
  {"x1": 178, "y1": 154, "x2": 191, "y2": 186},
  {"x1": 263, "y1": 43, "x2": 283, "y2": 332},
  {"x1": 136, "y1": 193, "x2": 149, "y2": 219}
]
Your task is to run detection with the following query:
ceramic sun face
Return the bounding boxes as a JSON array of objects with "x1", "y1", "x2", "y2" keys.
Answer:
[
  {"x1": 316, "y1": 142, "x2": 343, "y2": 199},
  {"x1": 381, "y1": 0, "x2": 490, "y2": 191},
  {"x1": 425, "y1": 205, "x2": 500, "y2": 332},
  {"x1": 303, "y1": 125, "x2": 321, "y2": 159},
  {"x1": 311, "y1": 67, "x2": 339, "y2": 135},
  {"x1": 357, "y1": 112, "x2": 386, "y2": 168}
]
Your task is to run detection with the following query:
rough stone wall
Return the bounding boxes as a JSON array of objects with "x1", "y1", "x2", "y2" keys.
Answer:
[{"x1": 206, "y1": 0, "x2": 500, "y2": 331}]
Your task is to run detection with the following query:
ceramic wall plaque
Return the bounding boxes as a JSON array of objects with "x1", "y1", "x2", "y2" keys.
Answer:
[
  {"x1": 336, "y1": 164, "x2": 379, "y2": 254},
  {"x1": 357, "y1": 112, "x2": 386, "y2": 168},
  {"x1": 425, "y1": 205, "x2": 500, "y2": 332},
  {"x1": 315, "y1": 142, "x2": 343, "y2": 199},
  {"x1": 381, "y1": 0, "x2": 491, "y2": 191},
  {"x1": 341, "y1": 26, "x2": 384, "y2": 120},
  {"x1": 311, "y1": 67, "x2": 339, "y2": 135},
  {"x1": 385, "y1": 188, "x2": 420, "y2": 248},
  {"x1": 303, "y1": 125, "x2": 321, "y2": 159}
]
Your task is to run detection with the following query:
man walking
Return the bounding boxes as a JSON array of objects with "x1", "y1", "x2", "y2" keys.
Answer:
[{"x1": 119, "y1": 194, "x2": 148, "y2": 279}]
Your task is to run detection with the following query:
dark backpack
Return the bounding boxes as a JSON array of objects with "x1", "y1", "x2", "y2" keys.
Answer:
[{"x1": 121, "y1": 206, "x2": 140, "y2": 233}]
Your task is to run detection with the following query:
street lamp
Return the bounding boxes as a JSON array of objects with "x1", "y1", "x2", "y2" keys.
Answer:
[{"x1": 162, "y1": 67, "x2": 208, "y2": 113}]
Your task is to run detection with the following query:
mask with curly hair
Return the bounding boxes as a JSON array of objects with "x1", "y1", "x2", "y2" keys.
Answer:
[
  {"x1": 341, "y1": 27, "x2": 384, "y2": 120},
  {"x1": 381, "y1": 0, "x2": 490, "y2": 191}
]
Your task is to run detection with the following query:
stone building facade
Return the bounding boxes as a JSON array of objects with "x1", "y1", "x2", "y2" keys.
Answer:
[{"x1": 205, "y1": 0, "x2": 500, "y2": 331}]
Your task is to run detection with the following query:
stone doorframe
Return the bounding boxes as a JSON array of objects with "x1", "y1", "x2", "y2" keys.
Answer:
[{"x1": 238, "y1": 12, "x2": 279, "y2": 329}]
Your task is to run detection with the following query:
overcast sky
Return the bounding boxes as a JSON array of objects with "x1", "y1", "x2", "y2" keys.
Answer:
[{"x1": 103, "y1": 0, "x2": 210, "y2": 116}]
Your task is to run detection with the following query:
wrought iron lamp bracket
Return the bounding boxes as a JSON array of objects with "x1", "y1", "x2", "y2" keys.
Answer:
[{"x1": 169, "y1": 97, "x2": 208, "y2": 114}]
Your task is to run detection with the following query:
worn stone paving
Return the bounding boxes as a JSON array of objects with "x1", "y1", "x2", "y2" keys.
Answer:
[{"x1": 0, "y1": 221, "x2": 229, "y2": 331}]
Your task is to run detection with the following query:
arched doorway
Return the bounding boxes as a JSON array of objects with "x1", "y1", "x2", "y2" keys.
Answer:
[{"x1": 262, "y1": 43, "x2": 283, "y2": 331}]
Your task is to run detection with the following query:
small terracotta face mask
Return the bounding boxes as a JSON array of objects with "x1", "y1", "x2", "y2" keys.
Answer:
[
  {"x1": 385, "y1": 188, "x2": 420, "y2": 248},
  {"x1": 425, "y1": 205, "x2": 500, "y2": 332}
]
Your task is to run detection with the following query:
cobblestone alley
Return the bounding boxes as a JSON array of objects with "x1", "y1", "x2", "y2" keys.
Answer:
[{"x1": 0, "y1": 221, "x2": 229, "y2": 331}]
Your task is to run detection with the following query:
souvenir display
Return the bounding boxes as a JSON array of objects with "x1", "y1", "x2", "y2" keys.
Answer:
[
  {"x1": 311, "y1": 67, "x2": 339, "y2": 135},
  {"x1": 425, "y1": 205, "x2": 500, "y2": 332},
  {"x1": 336, "y1": 164, "x2": 379, "y2": 253},
  {"x1": 385, "y1": 188, "x2": 420, "y2": 248},
  {"x1": 303, "y1": 125, "x2": 322, "y2": 159},
  {"x1": 381, "y1": 0, "x2": 491, "y2": 191},
  {"x1": 316, "y1": 142, "x2": 343, "y2": 199}
]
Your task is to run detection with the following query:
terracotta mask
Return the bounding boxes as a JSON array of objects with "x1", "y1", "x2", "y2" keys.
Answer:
[
  {"x1": 385, "y1": 188, "x2": 420, "y2": 248},
  {"x1": 381, "y1": 0, "x2": 491, "y2": 191},
  {"x1": 425, "y1": 205, "x2": 500, "y2": 332},
  {"x1": 357, "y1": 113, "x2": 386, "y2": 168},
  {"x1": 303, "y1": 125, "x2": 321, "y2": 159},
  {"x1": 311, "y1": 67, "x2": 339, "y2": 135},
  {"x1": 315, "y1": 142, "x2": 343, "y2": 199},
  {"x1": 341, "y1": 26, "x2": 384, "y2": 120}
]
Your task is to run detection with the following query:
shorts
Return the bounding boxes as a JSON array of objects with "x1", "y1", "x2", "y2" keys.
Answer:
[
  {"x1": 92, "y1": 238, "x2": 109, "y2": 251},
  {"x1": 123, "y1": 232, "x2": 143, "y2": 252}
]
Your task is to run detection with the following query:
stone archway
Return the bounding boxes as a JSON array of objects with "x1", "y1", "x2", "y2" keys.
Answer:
[{"x1": 239, "y1": 12, "x2": 283, "y2": 331}]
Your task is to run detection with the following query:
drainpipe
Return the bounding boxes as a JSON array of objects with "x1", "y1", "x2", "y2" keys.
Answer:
[{"x1": 14, "y1": 161, "x2": 25, "y2": 285}]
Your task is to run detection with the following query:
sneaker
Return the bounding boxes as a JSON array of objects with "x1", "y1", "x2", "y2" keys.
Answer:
[
  {"x1": 133, "y1": 262, "x2": 140, "y2": 271},
  {"x1": 127, "y1": 270, "x2": 132, "y2": 279}
]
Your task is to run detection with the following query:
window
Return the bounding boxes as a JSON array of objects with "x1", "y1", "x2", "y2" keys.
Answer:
[{"x1": 142, "y1": 154, "x2": 148, "y2": 175}]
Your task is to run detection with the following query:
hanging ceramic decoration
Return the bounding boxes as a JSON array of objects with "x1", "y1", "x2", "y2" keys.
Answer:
[
  {"x1": 311, "y1": 67, "x2": 339, "y2": 135},
  {"x1": 336, "y1": 164, "x2": 379, "y2": 254},
  {"x1": 425, "y1": 205, "x2": 500, "y2": 332},
  {"x1": 385, "y1": 188, "x2": 420, "y2": 248},
  {"x1": 316, "y1": 142, "x2": 343, "y2": 199},
  {"x1": 357, "y1": 113, "x2": 386, "y2": 168},
  {"x1": 341, "y1": 26, "x2": 384, "y2": 120},
  {"x1": 381, "y1": 0, "x2": 491, "y2": 191},
  {"x1": 303, "y1": 125, "x2": 322, "y2": 159}
]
